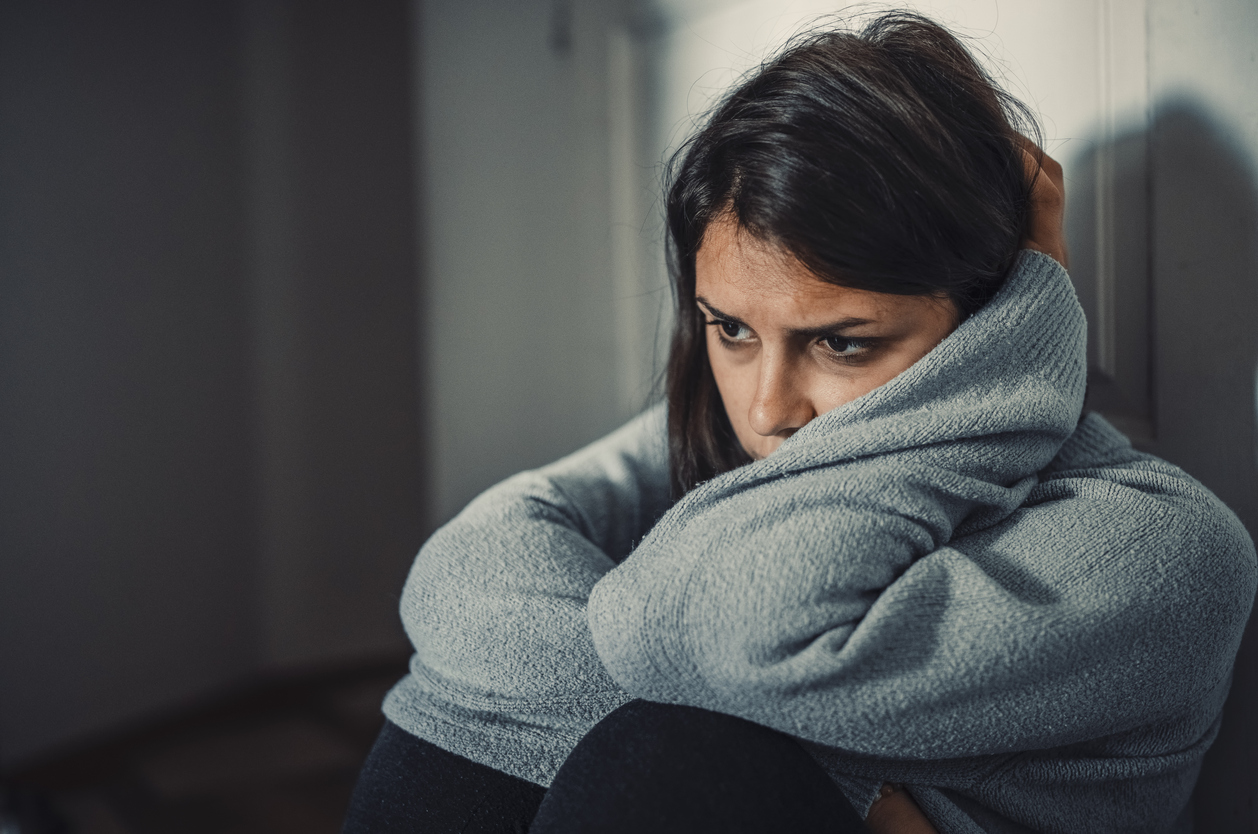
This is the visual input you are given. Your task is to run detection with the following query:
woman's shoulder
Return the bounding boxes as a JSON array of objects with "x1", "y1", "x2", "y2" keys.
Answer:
[
  {"x1": 1031, "y1": 411, "x2": 1256, "y2": 590},
  {"x1": 1041, "y1": 412, "x2": 1246, "y2": 512},
  {"x1": 1040, "y1": 412, "x2": 1138, "y2": 473}
]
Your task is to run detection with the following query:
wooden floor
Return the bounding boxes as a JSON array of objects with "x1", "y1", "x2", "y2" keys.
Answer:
[{"x1": 2, "y1": 659, "x2": 409, "y2": 834}]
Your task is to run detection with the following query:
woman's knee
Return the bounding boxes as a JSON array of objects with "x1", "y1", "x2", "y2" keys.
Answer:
[
  {"x1": 577, "y1": 699, "x2": 805, "y2": 766},
  {"x1": 343, "y1": 721, "x2": 544, "y2": 834},
  {"x1": 531, "y1": 701, "x2": 867, "y2": 834}
]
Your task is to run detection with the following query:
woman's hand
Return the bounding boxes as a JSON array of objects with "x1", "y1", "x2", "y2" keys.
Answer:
[
  {"x1": 866, "y1": 784, "x2": 940, "y2": 834},
  {"x1": 1019, "y1": 138, "x2": 1069, "y2": 270}
]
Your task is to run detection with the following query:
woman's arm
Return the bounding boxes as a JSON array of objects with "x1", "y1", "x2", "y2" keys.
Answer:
[
  {"x1": 587, "y1": 414, "x2": 1257, "y2": 759},
  {"x1": 397, "y1": 404, "x2": 671, "y2": 709}
]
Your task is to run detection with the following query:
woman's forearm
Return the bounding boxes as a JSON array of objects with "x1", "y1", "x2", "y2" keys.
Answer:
[
  {"x1": 588, "y1": 416, "x2": 1256, "y2": 761},
  {"x1": 398, "y1": 405, "x2": 671, "y2": 706}
]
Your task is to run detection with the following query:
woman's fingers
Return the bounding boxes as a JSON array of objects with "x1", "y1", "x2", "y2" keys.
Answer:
[
  {"x1": 866, "y1": 784, "x2": 940, "y2": 834},
  {"x1": 1018, "y1": 137, "x2": 1069, "y2": 270}
]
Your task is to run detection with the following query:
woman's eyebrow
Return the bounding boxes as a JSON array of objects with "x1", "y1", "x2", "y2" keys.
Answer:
[
  {"x1": 788, "y1": 319, "x2": 878, "y2": 339},
  {"x1": 695, "y1": 296, "x2": 745, "y2": 325},
  {"x1": 695, "y1": 296, "x2": 875, "y2": 337}
]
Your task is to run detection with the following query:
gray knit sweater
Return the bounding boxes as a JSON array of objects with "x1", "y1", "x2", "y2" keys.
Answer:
[{"x1": 384, "y1": 251, "x2": 1256, "y2": 833}]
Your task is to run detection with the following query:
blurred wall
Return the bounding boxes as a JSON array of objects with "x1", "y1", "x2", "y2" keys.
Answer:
[
  {"x1": 1146, "y1": 0, "x2": 1258, "y2": 828},
  {"x1": 417, "y1": 0, "x2": 637, "y2": 523},
  {"x1": 0, "y1": 0, "x2": 423, "y2": 766},
  {"x1": 242, "y1": 0, "x2": 424, "y2": 670}
]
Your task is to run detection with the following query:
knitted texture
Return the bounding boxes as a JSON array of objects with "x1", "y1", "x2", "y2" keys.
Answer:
[{"x1": 385, "y1": 251, "x2": 1256, "y2": 833}]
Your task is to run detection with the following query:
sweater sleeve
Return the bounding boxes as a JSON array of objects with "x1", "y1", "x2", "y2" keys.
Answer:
[
  {"x1": 586, "y1": 416, "x2": 1258, "y2": 760},
  {"x1": 397, "y1": 404, "x2": 671, "y2": 712}
]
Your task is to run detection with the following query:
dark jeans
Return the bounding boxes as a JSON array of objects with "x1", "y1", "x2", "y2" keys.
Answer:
[{"x1": 343, "y1": 700, "x2": 870, "y2": 833}]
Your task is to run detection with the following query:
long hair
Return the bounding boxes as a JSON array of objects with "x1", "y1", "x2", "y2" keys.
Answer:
[{"x1": 664, "y1": 11, "x2": 1040, "y2": 497}]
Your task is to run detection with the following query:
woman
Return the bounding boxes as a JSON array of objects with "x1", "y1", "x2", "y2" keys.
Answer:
[{"x1": 345, "y1": 12, "x2": 1256, "y2": 834}]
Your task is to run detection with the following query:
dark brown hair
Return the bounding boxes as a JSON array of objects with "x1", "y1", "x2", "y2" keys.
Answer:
[{"x1": 664, "y1": 11, "x2": 1040, "y2": 497}]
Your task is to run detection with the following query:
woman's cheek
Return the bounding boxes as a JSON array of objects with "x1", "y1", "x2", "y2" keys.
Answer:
[{"x1": 707, "y1": 349, "x2": 755, "y2": 451}]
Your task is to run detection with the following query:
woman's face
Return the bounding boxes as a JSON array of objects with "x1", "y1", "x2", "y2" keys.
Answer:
[{"x1": 695, "y1": 215, "x2": 961, "y2": 461}]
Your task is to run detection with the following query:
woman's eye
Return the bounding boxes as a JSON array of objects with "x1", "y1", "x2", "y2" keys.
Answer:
[
  {"x1": 823, "y1": 335, "x2": 868, "y2": 358},
  {"x1": 707, "y1": 319, "x2": 752, "y2": 342}
]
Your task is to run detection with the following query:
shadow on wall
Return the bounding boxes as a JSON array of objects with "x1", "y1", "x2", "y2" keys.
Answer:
[
  {"x1": 1151, "y1": 100, "x2": 1258, "y2": 834},
  {"x1": 1068, "y1": 99, "x2": 1258, "y2": 831},
  {"x1": 1064, "y1": 105, "x2": 1153, "y2": 439}
]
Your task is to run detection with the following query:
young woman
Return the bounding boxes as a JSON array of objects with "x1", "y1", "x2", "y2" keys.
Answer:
[{"x1": 344, "y1": 12, "x2": 1256, "y2": 834}]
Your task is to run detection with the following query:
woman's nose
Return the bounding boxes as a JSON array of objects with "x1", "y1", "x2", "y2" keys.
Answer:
[{"x1": 747, "y1": 358, "x2": 815, "y2": 438}]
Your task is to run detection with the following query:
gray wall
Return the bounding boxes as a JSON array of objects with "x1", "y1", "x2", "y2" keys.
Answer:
[
  {"x1": 1146, "y1": 0, "x2": 1258, "y2": 828},
  {"x1": 0, "y1": 0, "x2": 423, "y2": 766},
  {"x1": 0, "y1": 0, "x2": 257, "y2": 768},
  {"x1": 242, "y1": 0, "x2": 425, "y2": 670},
  {"x1": 417, "y1": 0, "x2": 634, "y2": 525}
]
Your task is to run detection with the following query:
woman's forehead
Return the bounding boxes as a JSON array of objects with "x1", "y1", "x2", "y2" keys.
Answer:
[{"x1": 695, "y1": 216, "x2": 908, "y2": 326}]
